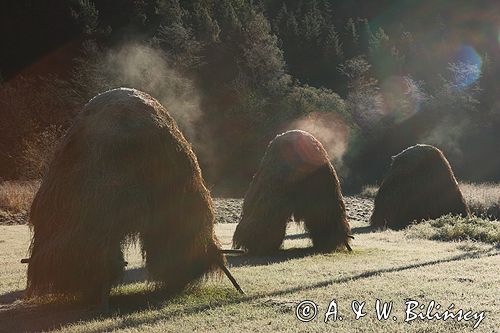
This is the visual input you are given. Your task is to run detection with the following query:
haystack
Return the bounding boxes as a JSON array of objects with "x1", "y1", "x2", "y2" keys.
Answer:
[
  {"x1": 27, "y1": 88, "x2": 242, "y2": 305},
  {"x1": 233, "y1": 130, "x2": 352, "y2": 254},
  {"x1": 370, "y1": 144, "x2": 469, "y2": 229}
]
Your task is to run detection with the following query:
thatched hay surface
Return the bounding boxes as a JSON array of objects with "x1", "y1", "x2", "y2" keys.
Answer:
[
  {"x1": 370, "y1": 144, "x2": 469, "y2": 229},
  {"x1": 233, "y1": 130, "x2": 351, "y2": 254},
  {"x1": 27, "y1": 88, "x2": 223, "y2": 301}
]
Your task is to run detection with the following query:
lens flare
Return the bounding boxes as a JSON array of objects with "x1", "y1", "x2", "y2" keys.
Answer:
[
  {"x1": 453, "y1": 45, "x2": 482, "y2": 69},
  {"x1": 451, "y1": 45, "x2": 482, "y2": 89}
]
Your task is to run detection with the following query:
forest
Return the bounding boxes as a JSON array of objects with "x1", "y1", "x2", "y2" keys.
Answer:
[{"x1": 1, "y1": 0, "x2": 499, "y2": 195}]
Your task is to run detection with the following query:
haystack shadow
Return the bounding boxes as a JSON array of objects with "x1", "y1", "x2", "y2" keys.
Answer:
[
  {"x1": 283, "y1": 232, "x2": 309, "y2": 240},
  {"x1": 226, "y1": 247, "x2": 318, "y2": 268},
  {"x1": 120, "y1": 267, "x2": 148, "y2": 284},
  {"x1": 0, "y1": 290, "x2": 24, "y2": 305},
  {"x1": 351, "y1": 225, "x2": 379, "y2": 234}
]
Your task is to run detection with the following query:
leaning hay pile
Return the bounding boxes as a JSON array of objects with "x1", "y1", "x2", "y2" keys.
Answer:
[
  {"x1": 27, "y1": 88, "x2": 231, "y2": 303},
  {"x1": 370, "y1": 144, "x2": 469, "y2": 229},
  {"x1": 233, "y1": 130, "x2": 352, "y2": 254}
]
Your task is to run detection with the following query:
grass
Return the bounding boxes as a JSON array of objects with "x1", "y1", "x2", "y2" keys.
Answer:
[
  {"x1": 406, "y1": 214, "x2": 500, "y2": 244},
  {"x1": 460, "y1": 182, "x2": 500, "y2": 219},
  {"x1": 0, "y1": 180, "x2": 39, "y2": 213},
  {"x1": 0, "y1": 216, "x2": 499, "y2": 332}
]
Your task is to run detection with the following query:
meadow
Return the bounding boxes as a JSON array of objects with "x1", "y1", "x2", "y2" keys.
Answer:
[
  {"x1": 0, "y1": 191, "x2": 498, "y2": 332},
  {"x1": 1, "y1": 2, "x2": 499, "y2": 332}
]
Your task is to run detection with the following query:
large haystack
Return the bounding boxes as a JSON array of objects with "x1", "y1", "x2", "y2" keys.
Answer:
[
  {"x1": 27, "y1": 88, "x2": 241, "y2": 305},
  {"x1": 233, "y1": 130, "x2": 352, "y2": 254},
  {"x1": 370, "y1": 144, "x2": 469, "y2": 229}
]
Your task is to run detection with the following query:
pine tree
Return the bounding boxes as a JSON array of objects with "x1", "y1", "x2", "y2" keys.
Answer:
[{"x1": 69, "y1": 0, "x2": 99, "y2": 34}]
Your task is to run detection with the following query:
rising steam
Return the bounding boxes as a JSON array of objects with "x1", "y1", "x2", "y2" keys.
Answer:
[
  {"x1": 77, "y1": 42, "x2": 203, "y2": 141},
  {"x1": 287, "y1": 112, "x2": 351, "y2": 166}
]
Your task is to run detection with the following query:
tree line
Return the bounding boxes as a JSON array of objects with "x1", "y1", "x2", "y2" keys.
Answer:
[{"x1": 1, "y1": 0, "x2": 499, "y2": 193}]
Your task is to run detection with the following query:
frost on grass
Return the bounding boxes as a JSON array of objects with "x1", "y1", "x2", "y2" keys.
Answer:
[
  {"x1": 460, "y1": 182, "x2": 500, "y2": 220},
  {"x1": 406, "y1": 214, "x2": 500, "y2": 244}
]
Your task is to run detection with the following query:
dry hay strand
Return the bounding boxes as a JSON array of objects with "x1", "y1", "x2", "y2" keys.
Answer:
[
  {"x1": 370, "y1": 144, "x2": 470, "y2": 229},
  {"x1": 27, "y1": 88, "x2": 236, "y2": 304},
  {"x1": 233, "y1": 130, "x2": 352, "y2": 254}
]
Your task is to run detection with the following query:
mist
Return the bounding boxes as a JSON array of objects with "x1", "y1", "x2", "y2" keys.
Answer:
[
  {"x1": 75, "y1": 42, "x2": 203, "y2": 143},
  {"x1": 287, "y1": 112, "x2": 351, "y2": 167}
]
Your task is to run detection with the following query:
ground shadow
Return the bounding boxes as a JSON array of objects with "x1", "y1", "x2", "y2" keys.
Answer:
[
  {"x1": 351, "y1": 225, "x2": 380, "y2": 234},
  {"x1": 0, "y1": 301, "x2": 97, "y2": 333},
  {"x1": 283, "y1": 225, "x2": 381, "y2": 238},
  {"x1": 0, "y1": 249, "x2": 497, "y2": 332},
  {"x1": 0, "y1": 275, "x2": 187, "y2": 333},
  {"x1": 226, "y1": 247, "x2": 317, "y2": 268},
  {"x1": 0, "y1": 290, "x2": 24, "y2": 305},
  {"x1": 283, "y1": 232, "x2": 310, "y2": 240},
  {"x1": 120, "y1": 267, "x2": 148, "y2": 284},
  {"x1": 0, "y1": 265, "x2": 161, "y2": 333}
]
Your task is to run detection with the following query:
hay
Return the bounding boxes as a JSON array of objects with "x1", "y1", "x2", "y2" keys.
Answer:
[
  {"x1": 27, "y1": 88, "x2": 232, "y2": 303},
  {"x1": 233, "y1": 130, "x2": 352, "y2": 254},
  {"x1": 370, "y1": 144, "x2": 469, "y2": 229}
]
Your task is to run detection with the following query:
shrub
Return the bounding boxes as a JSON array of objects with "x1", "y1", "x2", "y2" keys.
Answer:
[
  {"x1": 406, "y1": 214, "x2": 500, "y2": 244},
  {"x1": 0, "y1": 181, "x2": 40, "y2": 213}
]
